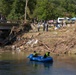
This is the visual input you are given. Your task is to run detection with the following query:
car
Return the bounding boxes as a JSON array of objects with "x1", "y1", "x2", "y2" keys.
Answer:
[
  {"x1": 57, "y1": 17, "x2": 70, "y2": 23},
  {"x1": 57, "y1": 18, "x2": 64, "y2": 23}
]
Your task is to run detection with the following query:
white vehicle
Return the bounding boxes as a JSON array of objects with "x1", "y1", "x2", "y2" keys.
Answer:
[
  {"x1": 57, "y1": 18, "x2": 64, "y2": 23},
  {"x1": 57, "y1": 17, "x2": 69, "y2": 23}
]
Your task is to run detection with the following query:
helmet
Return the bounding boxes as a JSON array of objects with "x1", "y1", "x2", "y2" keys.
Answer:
[{"x1": 34, "y1": 51, "x2": 36, "y2": 53}]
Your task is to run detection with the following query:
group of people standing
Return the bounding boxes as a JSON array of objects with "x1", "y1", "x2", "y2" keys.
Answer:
[{"x1": 37, "y1": 20, "x2": 48, "y2": 32}]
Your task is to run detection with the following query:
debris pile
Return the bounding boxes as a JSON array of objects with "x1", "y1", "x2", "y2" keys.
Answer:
[{"x1": 1, "y1": 23, "x2": 76, "y2": 55}]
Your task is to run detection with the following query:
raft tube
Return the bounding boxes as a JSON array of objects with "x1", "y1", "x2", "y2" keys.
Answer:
[{"x1": 27, "y1": 54, "x2": 53, "y2": 62}]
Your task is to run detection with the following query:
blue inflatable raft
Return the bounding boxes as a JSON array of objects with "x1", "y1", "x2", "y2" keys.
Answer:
[{"x1": 27, "y1": 54, "x2": 53, "y2": 62}]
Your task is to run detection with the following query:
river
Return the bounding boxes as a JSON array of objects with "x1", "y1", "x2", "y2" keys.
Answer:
[{"x1": 0, "y1": 51, "x2": 76, "y2": 75}]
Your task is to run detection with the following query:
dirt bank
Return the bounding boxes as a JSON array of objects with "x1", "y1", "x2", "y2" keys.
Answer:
[{"x1": 1, "y1": 23, "x2": 76, "y2": 55}]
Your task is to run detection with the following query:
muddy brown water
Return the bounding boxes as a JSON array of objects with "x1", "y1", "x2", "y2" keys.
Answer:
[{"x1": 0, "y1": 51, "x2": 76, "y2": 75}]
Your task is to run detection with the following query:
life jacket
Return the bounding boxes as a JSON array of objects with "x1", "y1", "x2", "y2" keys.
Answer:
[
  {"x1": 33, "y1": 52, "x2": 38, "y2": 56},
  {"x1": 45, "y1": 52, "x2": 49, "y2": 57}
]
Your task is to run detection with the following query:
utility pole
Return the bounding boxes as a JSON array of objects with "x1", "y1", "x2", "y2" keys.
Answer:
[{"x1": 25, "y1": 0, "x2": 29, "y2": 23}]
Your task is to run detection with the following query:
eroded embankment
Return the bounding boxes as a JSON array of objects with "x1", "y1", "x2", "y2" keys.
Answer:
[{"x1": 1, "y1": 23, "x2": 76, "y2": 56}]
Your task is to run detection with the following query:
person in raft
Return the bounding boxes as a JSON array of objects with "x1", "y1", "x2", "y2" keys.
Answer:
[
  {"x1": 33, "y1": 51, "x2": 39, "y2": 57},
  {"x1": 43, "y1": 52, "x2": 50, "y2": 58}
]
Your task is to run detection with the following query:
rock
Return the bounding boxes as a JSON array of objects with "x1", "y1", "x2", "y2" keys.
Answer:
[
  {"x1": 20, "y1": 46, "x2": 24, "y2": 50},
  {"x1": 12, "y1": 45, "x2": 16, "y2": 50}
]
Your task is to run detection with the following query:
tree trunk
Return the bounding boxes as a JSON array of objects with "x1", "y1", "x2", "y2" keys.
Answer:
[{"x1": 24, "y1": 0, "x2": 28, "y2": 23}]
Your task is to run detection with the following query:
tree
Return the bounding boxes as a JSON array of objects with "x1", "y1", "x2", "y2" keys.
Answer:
[
  {"x1": 24, "y1": 0, "x2": 29, "y2": 23},
  {"x1": 24, "y1": 0, "x2": 37, "y2": 22},
  {"x1": 8, "y1": 0, "x2": 25, "y2": 20},
  {"x1": 0, "y1": 0, "x2": 13, "y2": 17},
  {"x1": 0, "y1": 0, "x2": 76, "y2": 21}
]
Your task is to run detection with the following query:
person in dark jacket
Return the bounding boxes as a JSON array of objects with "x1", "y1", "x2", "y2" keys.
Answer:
[
  {"x1": 43, "y1": 20, "x2": 45, "y2": 31},
  {"x1": 43, "y1": 52, "x2": 50, "y2": 58}
]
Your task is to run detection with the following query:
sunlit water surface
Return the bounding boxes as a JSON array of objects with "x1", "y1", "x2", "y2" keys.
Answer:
[{"x1": 0, "y1": 51, "x2": 76, "y2": 75}]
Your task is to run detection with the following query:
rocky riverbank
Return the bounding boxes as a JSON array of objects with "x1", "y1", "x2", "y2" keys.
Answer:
[{"x1": 0, "y1": 23, "x2": 76, "y2": 56}]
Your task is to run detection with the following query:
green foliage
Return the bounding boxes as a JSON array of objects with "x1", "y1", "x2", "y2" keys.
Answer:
[
  {"x1": 8, "y1": 0, "x2": 25, "y2": 20},
  {"x1": 38, "y1": 0, "x2": 76, "y2": 20},
  {"x1": 0, "y1": 0, "x2": 13, "y2": 16},
  {"x1": 0, "y1": 0, "x2": 76, "y2": 21}
]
